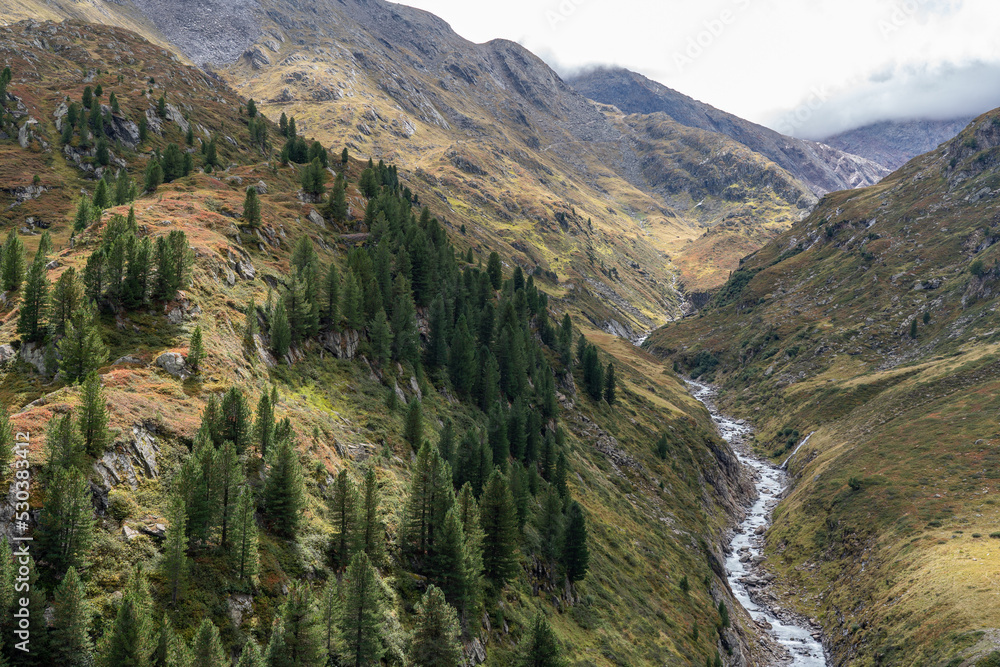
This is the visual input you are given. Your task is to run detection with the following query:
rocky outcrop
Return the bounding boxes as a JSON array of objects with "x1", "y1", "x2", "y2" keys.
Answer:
[
  {"x1": 320, "y1": 329, "x2": 360, "y2": 359},
  {"x1": 92, "y1": 423, "x2": 160, "y2": 493},
  {"x1": 154, "y1": 351, "x2": 188, "y2": 378}
]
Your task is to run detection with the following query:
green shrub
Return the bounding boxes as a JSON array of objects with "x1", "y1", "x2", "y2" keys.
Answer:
[{"x1": 107, "y1": 489, "x2": 138, "y2": 523}]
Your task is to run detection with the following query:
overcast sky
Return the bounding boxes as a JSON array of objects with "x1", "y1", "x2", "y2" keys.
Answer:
[{"x1": 401, "y1": 0, "x2": 1000, "y2": 139}]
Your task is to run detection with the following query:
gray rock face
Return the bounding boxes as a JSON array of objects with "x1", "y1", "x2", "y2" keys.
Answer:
[
  {"x1": 129, "y1": 0, "x2": 263, "y2": 65},
  {"x1": 320, "y1": 329, "x2": 360, "y2": 359},
  {"x1": 0, "y1": 345, "x2": 15, "y2": 365},
  {"x1": 19, "y1": 342, "x2": 47, "y2": 375},
  {"x1": 92, "y1": 424, "x2": 160, "y2": 492},
  {"x1": 17, "y1": 117, "x2": 37, "y2": 149},
  {"x1": 823, "y1": 117, "x2": 975, "y2": 171},
  {"x1": 154, "y1": 351, "x2": 189, "y2": 378}
]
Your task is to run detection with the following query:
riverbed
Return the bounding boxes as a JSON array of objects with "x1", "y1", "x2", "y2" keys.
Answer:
[{"x1": 687, "y1": 380, "x2": 828, "y2": 666}]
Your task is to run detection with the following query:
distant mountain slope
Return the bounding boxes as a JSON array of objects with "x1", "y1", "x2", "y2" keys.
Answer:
[
  {"x1": 569, "y1": 67, "x2": 891, "y2": 196},
  {"x1": 646, "y1": 108, "x2": 1000, "y2": 665},
  {"x1": 822, "y1": 116, "x2": 974, "y2": 170}
]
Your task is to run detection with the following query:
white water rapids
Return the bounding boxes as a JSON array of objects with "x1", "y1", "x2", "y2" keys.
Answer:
[{"x1": 687, "y1": 380, "x2": 828, "y2": 666}]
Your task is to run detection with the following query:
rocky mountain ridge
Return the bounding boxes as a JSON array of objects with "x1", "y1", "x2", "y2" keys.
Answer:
[{"x1": 822, "y1": 116, "x2": 975, "y2": 170}]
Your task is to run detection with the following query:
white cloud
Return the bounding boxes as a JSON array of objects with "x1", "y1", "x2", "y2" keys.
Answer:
[{"x1": 399, "y1": 0, "x2": 1000, "y2": 136}]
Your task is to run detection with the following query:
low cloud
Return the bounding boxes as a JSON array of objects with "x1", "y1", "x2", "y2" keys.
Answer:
[{"x1": 763, "y1": 61, "x2": 1000, "y2": 140}]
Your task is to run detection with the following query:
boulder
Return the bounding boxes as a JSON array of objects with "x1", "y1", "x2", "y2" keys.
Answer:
[
  {"x1": 0, "y1": 345, "x2": 15, "y2": 365},
  {"x1": 155, "y1": 352, "x2": 188, "y2": 379},
  {"x1": 308, "y1": 209, "x2": 325, "y2": 227},
  {"x1": 252, "y1": 179, "x2": 268, "y2": 195},
  {"x1": 228, "y1": 593, "x2": 254, "y2": 627},
  {"x1": 17, "y1": 118, "x2": 38, "y2": 149}
]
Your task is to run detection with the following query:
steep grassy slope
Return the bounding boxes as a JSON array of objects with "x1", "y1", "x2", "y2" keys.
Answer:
[
  {"x1": 0, "y1": 20, "x2": 770, "y2": 667},
  {"x1": 647, "y1": 109, "x2": 1000, "y2": 665}
]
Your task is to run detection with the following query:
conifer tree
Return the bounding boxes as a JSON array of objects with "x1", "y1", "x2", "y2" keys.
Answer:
[
  {"x1": 438, "y1": 420, "x2": 455, "y2": 467},
  {"x1": 264, "y1": 617, "x2": 289, "y2": 667},
  {"x1": 480, "y1": 469, "x2": 520, "y2": 590},
  {"x1": 160, "y1": 493, "x2": 189, "y2": 606},
  {"x1": 17, "y1": 252, "x2": 49, "y2": 343},
  {"x1": 38, "y1": 465, "x2": 95, "y2": 580},
  {"x1": 562, "y1": 501, "x2": 589, "y2": 583},
  {"x1": 339, "y1": 551, "x2": 386, "y2": 667},
  {"x1": 403, "y1": 399, "x2": 423, "y2": 448},
  {"x1": 368, "y1": 307, "x2": 391, "y2": 364},
  {"x1": 191, "y1": 618, "x2": 226, "y2": 667},
  {"x1": 400, "y1": 442, "x2": 453, "y2": 563},
  {"x1": 247, "y1": 99, "x2": 258, "y2": 119},
  {"x1": 157, "y1": 95, "x2": 167, "y2": 118},
  {"x1": 325, "y1": 177, "x2": 348, "y2": 223},
  {"x1": 329, "y1": 469, "x2": 359, "y2": 571},
  {"x1": 79, "y1": 370, "x2": 110, "y2": 457},
  {"x1": 430, "y1": 507, "x2": 470, "y2": 614},
  {"x1": 447, "y1": 316, "x2": 475, "y2": 398},
  {"x1": 264, "y1": 436, "x2": 304, "y2": 538},
  {"x1": 144, "y1": 156, "x2": 163, "y2": 192},
  {"x1": 301, "y1": 157, "x2": 326, "y2": 200},
  {"x1": 487, "y1": 252, "x2": 502, "y2": 290},
  {"x1": 409, "y1": 586, "x2": 463, "y2": 667},
  {"x1": 220, "y1": 387, "x2": 252, "y2": 453},
  {"x1": 356, "y1": 467, "x2": 386, "y2": 565},
  {"x1": 82, "y1": 86, "x2": 93, "y2": 108},
  {"x1": 237, "y1": 639, "x2": 263, "y2": 667},
  {"x1": 519, "y1": 614, "x2": 564, "y2": 667},
  {"x1": 535, "y1": 487, "x2": 565, "y2": 562},
  {"x1": 341, "y1": 270, "x2": 363, "y2": 330},
  {"x1": 603, "y1": 362, "x2": 616, "y2": 404},
  {"x1": 37, "y1": 230, "x2": 52, "y2": 259},
  {"x1": 178, "y1": 435, "x2": 217, "y2": 548},
  {"x1": 487, "y1": 403, "x2": 509, "y2": 464},
  {"x1": 187, "y1": 326, "x2": 203, "y2": 373},
  {"x1": 243, "y1": 186, "x2": 262, "y2": 227},
  {"x1": 98, "y1": 565, "x2": 154, "y2": 667},
  {"x1": 232, "y1": 485, "x2": 259, "y2": 583},
  {"x1": 138, "y1": 116, "x2": 148, "y2": 144},
  {"x1": 74, "y1": 198, "x2": 93, "y2": 232},
  {"x1": 322, "y1": 263, "x2": 340, "y2": 330},
  {"x1": 318, "y1": 578, "x2": 341, "y2": 661},
  {"x1": 216, "y1": 439, "x2": 241, "y2": 546},
  {"x1": 476, "y1": 346, "x2": 500, "y2": 413},
  {"x1": 270, "y1": 299, "x2": 291, "y2": 359},
  {"x1": 254, "y1": 387, "x2": 275, "y2": 458},
  {"x1": 44, "y1": 412, "x2": 85, "y2": 475},
  {"x1": 390, "y1": 280, "x2": 418, "y2": 365},
  {"x1": 50, "y1": 566, "x2": 92, "y2": 667},
  {"x1": 455, "y1": 483, "x2": 484, "y2": 629},
  {"x1": 426, "y1": 295, "x2": 448, "y2": 370},
  {"x1": 280, "y1": 583, "x2": 326, "y2": 666},
  {"x1": 152, "y1": 614, "x2": 190, "y2": 667},
  {"x1": 341, "y1": 147, "x2": 349, "y2": 165},
  {"x1": 58, "y1": 302, "x2": 108, "y2": 383},
  {"x1": 1, "y1": 230, "x2": 24, "y2": 291}
]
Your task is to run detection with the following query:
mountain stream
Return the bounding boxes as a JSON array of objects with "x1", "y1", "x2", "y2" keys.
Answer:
[{"x1": 687, "y1": 380, "x2": 828, "y2": 666}]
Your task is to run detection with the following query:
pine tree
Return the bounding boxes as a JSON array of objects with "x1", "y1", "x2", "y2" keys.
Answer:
[
  {"x1": 79, "y1": 370, "x2": 110, "y2": 457},
  {"x1": 243, "y1": 186, "x2": 262, "y2": 227},
  {"x1": 535, "y1": 487, "x2": 565, "y2": 562},
  {"x1": 400, "y1": 442, "x2": 453, "y2": 563},
  {"x1": 37, "y1": 230, "x2": 52, "y2": 259},
  {"x1": 157, "y1": 95, "x2": 167, "y2": 118},
  {"x1": 426, "y1": 295, "x2": 449, "y2": 370},
  {"x1": 232, "y1": 485, "x2": 259, "y2": 582},
  {"x1": 220, "y1": 387, "x2": 252, "y2": 453},
  {"x1": 264, "y1": 617, "x2": 290, "y2": 667},
  {"x1": 518, "y1": 614, "x2": 564, "y2": 667},
  {"x1": 403, "y1": 399, "x2": 423, "y2": 448},
  {"x1": 1, "y1": 230, "x2": 24, "y2": 291},
  {"x1": 368, "y1": 307, "x2": 391, "y2": 364},
  {"x1": 254, "y1": 388, "x2": 275, "y2": 458},
  {"x1": 329, "y1": 469, "x2": 359, "y2": 571},
  {"x1": 341, "y1": 147, "x2": 349, "y2": 165},
  {"x1": 120, "y1": 234, "x2": 150, "y2": 307},
  {"x1": 447, "y1": 316, "x2": 475, "y2": 398},
  {"x1": 408, "y1": 586, "x2": 463, "y2": 667},
  {"x1": 318, "y1": 578, "x2": 341, "y2": 662},
  {"x1": 280, "y1": 583, "x2": 326, "y2": 666},
  {"x1": 44, "y1": 412, "x2": 85, "y2": 475},
  {"x1": 315, "y1": 265, "x2": 338, "y2": 335},
  {"x1": 216, "y1": 439, "x2": 241, "y2": 547},
  {"x1": 390, "y1": 282, "x2": 419, "y2": 365},
  {"x1": 430, "y1": 506, "x2": 471, "y2": 614},
  {"x1": 152, "y1": 614, "x2": 190, "y2": 667},
  {"x1": 487, "y1": 402, "x2": 509, "y2": 464},
  {"x1": 456, "y1": 483, "x2": 485, "y2": 630},
  {"x1": 16, "y1": 252, "x2": 49, "y2": 343},
  {"x1": 341, "y1": 270, "x2": 363, "y2": 330},
  {"x1": 58, "y1": 302, "x2": 108, "y2": 383},
  {"x1": 301, "y1": 157, "x2": 326, "y2": 200},
  {"x1": 270, "y1": 299, "x2": 291, "y2": 358},
  {"x1": 82, "y1": 86, "x2": 93, "y2": 108},
  {"x1": 188, "y1": 326, "x2": 203, "y2": 373},
  {"x1": 603, "y1": 362, "x2": 616, "y2": 404},
  {"x1": 325, "y1": 177, "x2": 348, "y2": 223},
  {"x1": 50, "y1": 566, "x2": 92, "y2": 667},
  {"x1": 160, "y1": 493, "x2": 189, "y2": 606},
  {"x1": 264, "y1": 436, "x2": 304, "y2": 538},
  {"x1": 562, "y1": 501, "x2": 589, "y2": 583},
  {"x1": 487, "y1": 252, "x2": 502, "y2": 290},
  {"x1": 237, "y1": 639, "x2": 263, "y2": 667},
  {"x1": 339, "y1": 551, "x2": 386, "y2": 667},
  {"x1": 138, "y1": 116, "x2": 148, "y2": 144},
  {"x1": 74, "y1": 198, "x2": 93, "y2": 232},
  {"x1": 144, "y1": 156, "x2": 163, "y2": 192},
  {"x1": 191, "y1": 618, "x2": 226, "y2": 667},
  {"x1": 247, "y1": 99, "x2": 258, "y2": 119},
  {"x1": 98, "y1": 565, "x2": 154, "y2": 667},
  {"x1": 38, "y1": 467, "x2": 95, "y2": 576},
  {"x1": 480, "y1": 469, "x2": 520, "y2": 590},
  {"x1": 178, "y1": 435, "x2": 217, "y2": 548},
  {"x1": 355, "y1": 467, "x2": 386, "y2": 565}
]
